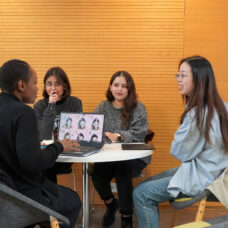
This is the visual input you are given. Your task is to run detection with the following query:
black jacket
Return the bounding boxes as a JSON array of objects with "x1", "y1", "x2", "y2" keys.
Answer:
[
  {"x1": 0, "y1": 92, "x2": 63, "y2": 194},
  {"x1": 34, "y1": 96, "x2": 82, "y2": 140}
]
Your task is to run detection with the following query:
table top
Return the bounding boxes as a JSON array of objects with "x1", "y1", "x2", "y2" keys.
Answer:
[{"x1": 57, "y1": 143, "x2": 154, "y2": 163}]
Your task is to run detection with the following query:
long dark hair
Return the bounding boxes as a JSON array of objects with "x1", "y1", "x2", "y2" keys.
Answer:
[
  {"x1": 42, "y1": 67, "x2": 71, "y2": 98},
  {"x1": 106, "y1": 71, "x2": 137, "y2": 126},
  {"x1": 179, "y1": 56, "x2": 228, "y2": 151}
]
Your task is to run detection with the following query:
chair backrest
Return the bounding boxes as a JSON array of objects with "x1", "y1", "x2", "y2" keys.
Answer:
[
  {"x1": 0, "y1": 183, "x2": 70, "y2": 228},
  {"x1": 145, "y1": 129, "x2": 155, "y2": 144}
]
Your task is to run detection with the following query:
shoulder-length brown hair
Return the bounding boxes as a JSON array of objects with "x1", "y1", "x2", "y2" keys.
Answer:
[
  {"x1": 42, "y1": 67, "x2": 71, "y2": 98},
  {"x1": 106, "y1": 71, "x2": 138, "y2": 127},
  {"x1": 180, "y1": 56, "x2": 228, "y2": 152}
]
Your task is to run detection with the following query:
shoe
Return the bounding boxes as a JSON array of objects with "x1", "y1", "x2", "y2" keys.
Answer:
[
  {"x1": 102, "y1": 197, "x2": 119, "y2": 227},
  {"x1": 121, "y1": 215, "x2": 133, "y2": 228}
]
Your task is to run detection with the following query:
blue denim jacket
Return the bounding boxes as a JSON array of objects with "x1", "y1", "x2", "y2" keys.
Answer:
[{"x1": 167, "y1": 103, "x2": 228, "y2": 197}]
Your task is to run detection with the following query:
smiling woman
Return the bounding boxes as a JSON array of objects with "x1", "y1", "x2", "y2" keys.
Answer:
[
  {"x1": 0, "y1": 59, "x2": 81, "y2": 228},
  {"x1": 91, "y1": 71, "x2": 150, "y2": 228},
  {"x1": 133, "y1": 56, "x2": 228, "y2": 228}
]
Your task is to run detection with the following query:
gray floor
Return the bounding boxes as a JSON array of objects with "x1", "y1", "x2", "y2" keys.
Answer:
[{"x1": 75, "y1": 205, "x2": 228, "y2": 227}]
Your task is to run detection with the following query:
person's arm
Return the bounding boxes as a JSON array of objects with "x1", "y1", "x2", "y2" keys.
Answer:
[
  {"x1": 117, "y1": 102, "x2": 149, "y2": 142},
  {"x1": 33, "y1": 100, "x2": 56, "y2": 140},
  {"x1": 15, "y1": 106, "x2": 61, "y2": 174},
  {"x1": 170, "y1": 109, "x2": 206, "y2": 162}
]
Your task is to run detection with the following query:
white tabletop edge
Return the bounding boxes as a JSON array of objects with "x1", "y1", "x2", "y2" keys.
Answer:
[{"x1": 57, "y1": 143, "x2": 154, "y2": 163}]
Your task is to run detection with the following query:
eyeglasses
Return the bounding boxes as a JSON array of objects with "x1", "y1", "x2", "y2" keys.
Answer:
[{"x1": 175, "y1": 73, "x2": 188, "y2": 80}]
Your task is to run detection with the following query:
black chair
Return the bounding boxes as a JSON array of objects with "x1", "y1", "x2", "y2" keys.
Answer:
[{"x1": 0, "y1": 182, "x2": 70, "y2": 228}]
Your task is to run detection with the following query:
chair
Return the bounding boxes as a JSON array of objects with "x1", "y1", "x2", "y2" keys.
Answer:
[
  {"x1": 91, "y1": 129, "x2": 155, "y2": 211},
  {"x1": 170, "y1": 189, "x2": 225, "y2": 227},
  {"x1": 59, "y1": 167, "x2": 77, "y2": 191},
  {"x1": 0, "y1": 182, "x2": 70, "y2": 228},
  {"x1": 173, "y1": 214, "x2": 228, "y2": 228}
]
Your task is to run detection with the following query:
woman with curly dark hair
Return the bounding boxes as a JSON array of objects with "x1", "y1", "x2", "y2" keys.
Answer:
[{"x1": 91, "y1": 71, "x2": 150, "y2": 228}]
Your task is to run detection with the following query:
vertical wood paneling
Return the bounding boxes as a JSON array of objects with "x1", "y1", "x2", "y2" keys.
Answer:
[{"x1": 0, "y1": 0, "x2": 184, "y2": 205}]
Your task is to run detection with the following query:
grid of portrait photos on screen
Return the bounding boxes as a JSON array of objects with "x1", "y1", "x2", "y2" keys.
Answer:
[{"x1": 58, "y1": 113, "x2": 104, "y2": 143}]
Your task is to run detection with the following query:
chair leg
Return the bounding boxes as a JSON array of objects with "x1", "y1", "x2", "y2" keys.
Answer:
[
  {"x1": 171, "y1": 210, "x2": 179, "y2": 227},
  {"x1": 68, "y1": 174, "x2": 71, "y2": 188},
  {"x1": 91, "y1": 185, "x2": 95, "y2": 212},
  {"x1": 195, "y1": 198, "x2": 207, "y2": 221},
  {"x1": 72, "y1": 171, "x2": 76, "y2": 191}
]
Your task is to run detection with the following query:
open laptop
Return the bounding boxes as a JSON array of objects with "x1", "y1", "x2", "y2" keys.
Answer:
[{"x1": 58, "y1": 112, "x2": 104, "y2": 156}]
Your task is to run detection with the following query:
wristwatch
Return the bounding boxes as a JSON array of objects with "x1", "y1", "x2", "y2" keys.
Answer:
[{"x1": 116, "y1": 133, "x2": 122, "y2": 142}]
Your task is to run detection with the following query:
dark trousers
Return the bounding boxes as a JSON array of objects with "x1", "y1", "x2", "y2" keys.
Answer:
[
  {"x1": 91, "y1": 159, "x2": 146, "y2": 215},
  {"x1": 22, "y1": 182, "x2": 81, "y2": 228}
]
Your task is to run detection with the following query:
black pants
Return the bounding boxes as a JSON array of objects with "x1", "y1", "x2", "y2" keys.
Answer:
[
  {"x1": 91, "y1": 159, "x2": 146, "y2": 215},
  {"x1": 22, "y1": 182, "x2": 81, "y2": 228}
]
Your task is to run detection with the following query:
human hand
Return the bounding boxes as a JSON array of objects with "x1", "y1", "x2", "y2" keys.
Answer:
[
  {"x1": 49, "y1": 91, "x2": 59, "y2": 103},
  {"x1": 105, "y1": 132, "x2": 118, "y2": 142},
  {"x1": 59, "y1": 139, "x2": 80, "y2": 152}
]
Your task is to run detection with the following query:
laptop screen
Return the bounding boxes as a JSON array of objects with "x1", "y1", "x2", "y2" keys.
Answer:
[{"x1": 58, "y1": 112, "x2": 104, "y2": 146}]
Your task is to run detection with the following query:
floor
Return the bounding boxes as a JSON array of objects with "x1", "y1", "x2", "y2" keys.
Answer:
[{"x1": 75, "y1": 205, "x2": 228, "y2": 227}]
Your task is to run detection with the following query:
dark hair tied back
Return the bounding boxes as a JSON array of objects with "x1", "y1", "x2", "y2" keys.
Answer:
[{"x1": 0, "y1": 59, "x2": 31, "y2": 93}]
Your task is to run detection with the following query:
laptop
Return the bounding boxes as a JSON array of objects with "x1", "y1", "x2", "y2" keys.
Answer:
[{"x1": 58, "y1": 112, "x2": 104, "y2": 156}]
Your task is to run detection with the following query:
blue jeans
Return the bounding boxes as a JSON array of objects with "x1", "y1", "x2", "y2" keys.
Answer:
[{"x1": 133, "y1": 168, "x2": 178, "y2": 228}]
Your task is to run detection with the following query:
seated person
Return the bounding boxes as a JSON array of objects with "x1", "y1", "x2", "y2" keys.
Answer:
[
  {"x1": 91, "y1": 71, "x2": 150, "y2": 228},
  {"x1": 33, "y1": 66, "x2": 82, "y2": 183},
  {"x1": 0, "y1": 59, "x2": 81, "y2": 228},
  {"x1": 133, "y1": 56, "x2": 228, "y2": 228}
]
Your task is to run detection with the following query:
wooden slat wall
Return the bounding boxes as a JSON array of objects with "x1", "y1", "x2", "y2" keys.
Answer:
[
  {"x1": 184, "y1": 0, "x2": 228, "y2": 100},
  {"x1": 1, "y1": 0, "x2": 228, "y2": 208},
  {"x1": 0, "y1": 0, "x2": 184, "y2": 204}
]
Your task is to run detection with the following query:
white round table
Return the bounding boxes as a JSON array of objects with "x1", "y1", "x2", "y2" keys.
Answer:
[{"x1": 57, "y1": 143, "x2": 154, "y2": 228}]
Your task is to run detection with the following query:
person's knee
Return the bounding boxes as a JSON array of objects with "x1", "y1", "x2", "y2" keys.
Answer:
[
  {"x1": 71, "y1": 190, "x2": 81, "y2": 210},
  {"x1": 133, "y1": 185, "x2": 143, "y2": 202}
]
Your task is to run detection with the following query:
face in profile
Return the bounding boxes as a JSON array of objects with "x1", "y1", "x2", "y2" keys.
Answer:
[
  {"x1": 64, "y1": 132, "x2": 70, "y2": 139},
  {"x1": 176, "y1": 62, "x2": 194, "y2": 97},
  {"x1": 91, "y1": 134, "x2": 98, "y2": 142},
  {"x1": 92, "y1": 118, "x2": 100, "y2": 130},
  {"x1": 77, "y1": 133, "x2": 84, "y2": 142},
  {"x1": 110, "y1": 76, "x2": 128, "y2": 103},
  {"x1": 65, "y1": 117, "x2": 72, "y2": 129},
  {"x1": 78, "y1": 118, "x2": 86, "y2": 129},
  {"x1": 22, "y1": 68, "x2": 38, "y2": 104}
]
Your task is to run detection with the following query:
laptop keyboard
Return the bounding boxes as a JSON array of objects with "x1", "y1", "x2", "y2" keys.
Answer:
[{"x1": 74, "y1": 146, "x2": 99, "y2": 153}]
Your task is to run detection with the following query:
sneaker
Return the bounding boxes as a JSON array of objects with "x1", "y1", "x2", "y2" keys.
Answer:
[
  {"x1": 121, "y1": 215, "x2": 133, "y2": 228},
  {"x1": 102, "y1": 198, "x2": 119, "y2": 227}
]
